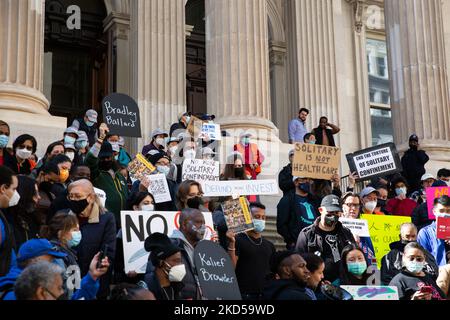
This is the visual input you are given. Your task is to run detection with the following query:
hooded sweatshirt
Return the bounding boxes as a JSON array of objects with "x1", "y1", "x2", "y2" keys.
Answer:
[{"x1": 263, "y1": 279, "x2": 314, "y2": 300}]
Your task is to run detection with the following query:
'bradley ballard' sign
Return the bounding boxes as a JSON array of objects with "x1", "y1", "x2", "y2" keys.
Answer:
[{"x1": 102, "y1": 93, "x2": 142, "y2": 137}]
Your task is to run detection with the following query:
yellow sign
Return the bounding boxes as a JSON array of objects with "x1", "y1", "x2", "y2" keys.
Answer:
[
  {"x1": 239, "y1": 196, "x2": 252, "y2": 225},
  {"x1": 292, "y1": 143, "x2": 341, "y2": 180},
  {"x1": 361, "y1": 214, "x2": 411, "y2": 268}
]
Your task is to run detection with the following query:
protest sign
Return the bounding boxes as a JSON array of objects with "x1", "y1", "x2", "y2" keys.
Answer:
[
  {"x1": 437, "y1": 216, "x2": 450, "y2": 240},
  {"x1": 221, "y1": 197, "x2": 254, "y2": 234},
  {"x1": 127, "y1": 153, "x2": 156, "y2": 181},
  {"x1": 361, "y1": 214, "x2": 411, "y2": 268},
  {"x1": 339, "y1": 218, "x2": 370, "y2": 237},
  {"x1": 94, "y1": 187, "x2": 106, "y2": 208},
  {"x1": 202, "y1": 179, "x2": 279, "y2": 197},
  {"x1": 340, "y1": 286, "x2": 399, "y2": 300},
  {"x1": 200, "y1": 123, "x2": 222, "y2": 141},
  {"x1": 186, "y1": 115, "x2": 203, "y2": 139},
  {"x1": 292, "y1": 143, "x2": 340, "y2": 180},
  {"x1": 147, "y1": 174, "x2": 171, "y2": 203},
  {"x1": 194, "y1": 240, "x2": 242, "y2": 300},
  {"x1": 182, "y1": 159, "x2": 220, "y2": 183},
  {"x1": 102, "y1": 93, "x2": 141, "y2": 137},
  {"x1": 346, "y1": 143, "x2": 402, "y2": 181},
  {"x1": 121, "y1": 211, "x2": 214, "y2": 273},
  {"x1": 426, "y1": 187, "x2": 450, "y2": 220}
]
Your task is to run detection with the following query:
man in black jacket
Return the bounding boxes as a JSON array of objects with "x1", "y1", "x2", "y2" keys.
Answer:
[
  {"x1": 380, "y1": 223, "x2": 438, "y2": 285},
  {"x1": 264, "y1": 251, "x2": 314, "y2": 300},
  {"x1": 277, "y1": 176, "x2": 320, "y2": 250},
  {"x1": 278, "y1": 149, "x2": 295, "y2": 195},
  {"x1": 401, "y1": 134, "x2": 429, "y2": 194},
  {"x1": 295, "y1": 195, "x2": 356, "y2": 282}
]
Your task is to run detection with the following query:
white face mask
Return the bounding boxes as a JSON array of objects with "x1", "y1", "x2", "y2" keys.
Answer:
[
  {"x1": 167, "y1": 263, "x2": 186, "y2": 282},
  {"x1": 364, "y1": 201, "x2": 377, "y2": 212},
  {"x1": 141, "y1": 204, "x2": 155, "y2": 212},
  {"x1": 16, "y1": 148, "x2": 32, "y2": 160},
  {"x1": 65, "y1": 152, "x2": 75, "y2": 162},
  {"x1": 184, "y1": 149, "x2": 196, "y2": 159},
  {"x1": 155, "y1": 138, "x2": 166, "y2": 147},
  {"x1": 169, "y1": 146, "x2": 178, "y2": 156},
  {"x1": 8, "y1": 190, "x2": 20, "y2": 207}
]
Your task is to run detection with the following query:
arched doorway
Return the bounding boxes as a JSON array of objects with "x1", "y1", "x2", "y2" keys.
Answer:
[{"x1": 44, "y1": 0, "x2": 108, "y2": 125}]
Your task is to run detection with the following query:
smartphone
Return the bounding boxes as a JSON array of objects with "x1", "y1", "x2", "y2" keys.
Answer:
[
  {"x1": 419, "y1": 286, "x2": 433, "y2": 294},
  {"x1": 96, "y1": 244, "x2": 108, "y2": 269}
]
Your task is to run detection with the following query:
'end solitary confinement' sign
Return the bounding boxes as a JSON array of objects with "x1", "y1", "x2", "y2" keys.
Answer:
[{"x1": 292, "y1": 143, "x2": 341, "y2": 180}]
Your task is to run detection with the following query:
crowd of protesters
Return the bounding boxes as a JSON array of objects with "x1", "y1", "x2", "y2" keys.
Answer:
[{"x1": 0, "y1": 106, "x2": 449, "y2": 301}]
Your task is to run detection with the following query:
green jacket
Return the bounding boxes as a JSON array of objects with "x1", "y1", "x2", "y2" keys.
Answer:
[{"x1": 85, "y1": 153, "x2": 128, "y2": 228}]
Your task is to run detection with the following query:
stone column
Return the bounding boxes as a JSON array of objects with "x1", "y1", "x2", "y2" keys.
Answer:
[
  {"x1": 285, "y1": 0, "x2": 340, "y2": 144},
  {"x1": 385, "y1": 0, "x2": 450, "y2": 166},
  {"x1": 205, "y1": 0, "x2": 277, "y2": 135},
  {"x1": 130, "y1": 0, "x2": 187, "y2": 152},
  {"x1": 0, "y1": 0, "x2": 66, "y2": 156}
]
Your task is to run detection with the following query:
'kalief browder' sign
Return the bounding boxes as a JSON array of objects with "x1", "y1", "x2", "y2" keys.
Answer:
[
  {"x1": 102, "y1": 93, "x2": 142, "y2": 137},
  {"x1": 346, "y1": 143, "x2": 402, "y2": 181}
]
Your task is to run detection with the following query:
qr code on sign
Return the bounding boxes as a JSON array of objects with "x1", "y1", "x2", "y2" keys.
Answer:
[{"x1": 149, "y1": 178, "x2": 166, "y2": 195}]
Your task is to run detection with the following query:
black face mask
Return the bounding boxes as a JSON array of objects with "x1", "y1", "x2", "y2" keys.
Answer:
[
  {"x1": 234, "y1": 167, "x2": 244, "y2": 177},
  {"x1": 409, "y1": 144, "x2": 418, "y2": 151},
  {"x1": 401, "y1": 239, "x2": 414, "y2": 245},
  {"x1": 186, "y1": 196, "x2": 203, "y2": 209},
  {"x1": 39, "y1": 181, "x2": 53, "y2": 193},
  {"x1": 324, "y1": 214, "x2": 339, "y2": 227},
  {"x1": 99, "y1": 160, "x2": 113, "y2": 171},
  {"x1": 69, "y1": 198, "x2": 89, "y2": 214},
  {"x1": 377, "y1": 199, "x2": 387, "y2": 209}
]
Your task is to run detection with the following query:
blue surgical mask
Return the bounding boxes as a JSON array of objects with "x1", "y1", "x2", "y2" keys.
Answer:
[
  {"x1": 64, "y1": 136, "x2": 76, "y2": 145},
  {"x1": 67, "y1": 231, "x2": 82, "y2": 248},
  {"x1": 85, "y1": 120, "x2": 95, "y2": 127},
  {"x1": 75, "y1": 141, "x2": 88, "y2": 150},
  {"x1": 347, "y1": 262, "x2": 367, "y2": 276},
  {"x1": 253, "y1": 219, "x2": 266, "y2": 233},
  {"x1": 395, "y1": 187, "x2": 407, "y2": 196},
  {"x1": 405, "y1": 260, "x2": 424, "y2": 274},
  {"x1": 309, "y1": 141, "x2": 316, "y2": 145},
  {"x1": 0, "y1": 135, "x2": 9, "y2": 148},
  {"x1": 299, "y1": 182, "x2": 310, "y2": 193},
  {"x1": 242, "y1": 137, "x2": 250, "y2": 145},
  {"x1": 157, "y1": 165, "x2": 170, "y2": 176}
]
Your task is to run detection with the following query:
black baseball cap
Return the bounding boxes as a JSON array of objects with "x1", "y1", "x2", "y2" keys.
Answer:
[
  {"x1": 409, "y1": 134, "x2": 419, "y2": 142},
  {"x1": 320, "y1": 194, "x2": 342, "y2": 212}
]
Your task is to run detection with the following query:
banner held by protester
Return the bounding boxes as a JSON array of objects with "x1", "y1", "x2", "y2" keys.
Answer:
[
  {"x1": 102, "y1": 93, "x2": 142, "y2": 137},
  {"x1": 194, "y1": 240, "x2": 242, "y2": 300},
  {"x1": 346, "y1": 143, "x2": 402, "y2": 181},
  {"x1": 292, "y1": 143, "x2": 340, "y2": 180},
  {"x1": 361, "y1": 214, "x2": 411, "y2": 268},
  {"x1": 426, "y1": 186, "x2": 450, "y2": 220},
  {"x1": 202, "y1": 179, "x2": 278, "y2": 197},
  {"x1": 147, "y1": 174, "x2": 172, "y2": 203},
  {"x1": 120, "y1": 211, "x2": 214, "y2": 273}
]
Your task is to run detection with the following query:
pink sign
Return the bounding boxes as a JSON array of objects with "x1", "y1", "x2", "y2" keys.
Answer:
[{"x1": 426, "y1": 187, "x2": 450, "y2": 219}]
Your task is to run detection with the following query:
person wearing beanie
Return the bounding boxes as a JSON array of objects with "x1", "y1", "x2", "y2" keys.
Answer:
[{"x1": 143, "y1": 233, "x2": 185, "y2": 300}]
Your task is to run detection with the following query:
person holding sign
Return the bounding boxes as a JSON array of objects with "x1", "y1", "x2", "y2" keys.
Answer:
[
  {"x1": 169, "y1": 208, "x2": 206, "y2": 300},
  {"x1": 85, "y1": 123, "x2": 128, "y2": 228},
  {"x1": 225, "y1": 202, "x2": 275, "y2": 300},
  {"x1": 380, "y1": 223, "x2": 439, "y2": 285},
  {"x1": 296, "y1": 195, "x2": 356, "y2": 283},
  {"x1": 386, "y1": 176, "x2": 417, "y2": 217},
  {"x1": 277, "y1": 176, "x2": 319, "y2": 250},
  {"x1": 389, "y1": 242, "x2": 446, "y2": 300},
  {"x1": 169, "y1": 111, "x2": 191, "y2": 138},
  {"x1": 417, "y1": 196, "x2": 450, "y2": 267},
  {"x1": 143, "y1": 233, "x2": 185, "y2": 300}
]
